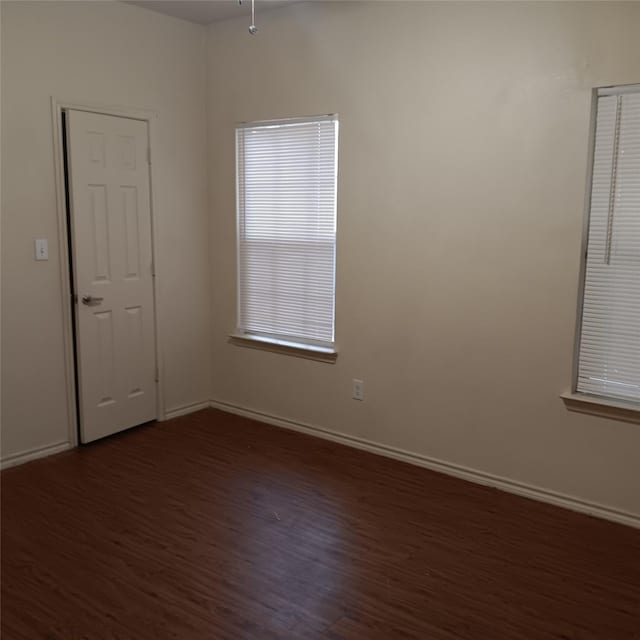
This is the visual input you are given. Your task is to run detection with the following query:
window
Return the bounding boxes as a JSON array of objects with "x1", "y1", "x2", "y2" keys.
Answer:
[
  {"x1": 235, "y1": 115, "x2": 338, "y2": 354},
  {"x1": 575, "y1": 85, "x2": 640, "y2": 404}
]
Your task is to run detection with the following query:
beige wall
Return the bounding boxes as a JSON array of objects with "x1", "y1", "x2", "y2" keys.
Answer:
[
  {"x1": 2, "y1": 0, "x2": 638, "y2": 520},
  {"x1": 1, "y1": 1, "x2": 211, "y2": 460},
  {"x1": 207, "y1": 2, "x2": 640, "y2": 517}
]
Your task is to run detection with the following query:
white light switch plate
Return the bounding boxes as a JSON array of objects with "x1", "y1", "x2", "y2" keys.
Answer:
[{"x1": 35, "y1": 238, "x2": 49, "y2": 261}]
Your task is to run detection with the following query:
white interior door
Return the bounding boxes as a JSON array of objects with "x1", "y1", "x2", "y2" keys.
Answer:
[{"x1": 67, "y1": 110, "x2": 157, "y2": 443}]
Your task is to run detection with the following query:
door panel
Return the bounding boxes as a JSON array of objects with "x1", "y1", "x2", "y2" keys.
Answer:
[{"x1": 67, "y1": 110, "x2": 157, "y2": 443}]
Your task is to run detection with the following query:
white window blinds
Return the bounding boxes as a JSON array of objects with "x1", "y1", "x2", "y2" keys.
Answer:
[
  {"x1": 577, "y1": 87, "x2": 640, "y2": 402},
  {"x1": 236, "y1": 116, "x2": 338, "y2": 348}
]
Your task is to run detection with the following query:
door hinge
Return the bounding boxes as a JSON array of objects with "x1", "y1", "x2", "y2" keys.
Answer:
[
  {"x1": 147, "y1": 147, "x2": 151, "y2": 165},
  {"x1": 155, "y1": 366, "x2": 159, "y2": 383}
]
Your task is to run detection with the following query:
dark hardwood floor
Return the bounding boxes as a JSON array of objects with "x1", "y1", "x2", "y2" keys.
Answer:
[{"x1": 2, "y1": 408, "x2": 639, "y2": 639}]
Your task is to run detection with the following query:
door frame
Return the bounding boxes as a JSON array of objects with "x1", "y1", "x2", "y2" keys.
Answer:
[{"x1": 51, "y1": 97, "x2": 166, "y2": 447}]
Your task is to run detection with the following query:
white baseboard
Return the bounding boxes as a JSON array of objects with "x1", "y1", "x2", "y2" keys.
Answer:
[
  {"x1": 164, "y1": 400, "x2": 211, "y2": 421},
  {"x1": 1, "y1": 402, "x2": 211, "y2": 469},
  {"x1": 209, "y1": 399, "x2": 640, "y2": 530},
  {"x1": 1, "y1": 441, "x2": 73, "y2": 470}
]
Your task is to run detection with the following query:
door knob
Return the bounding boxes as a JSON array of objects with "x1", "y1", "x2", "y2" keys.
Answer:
[{"x1": 81, "y1": 295, "x2": 104, "y2": 306}]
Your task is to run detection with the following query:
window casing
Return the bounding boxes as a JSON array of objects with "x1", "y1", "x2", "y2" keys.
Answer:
[
  {"x1": 575, "y1": 85, "x2": 640, "y2": 404},
  {"x1": 235, "y1": 116, "x2": 338, "y2": 352}
]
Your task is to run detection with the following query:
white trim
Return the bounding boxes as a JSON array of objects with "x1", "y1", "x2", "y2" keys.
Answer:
[
  {"x1": 232, "y1": 332, "x2": 335, "y2": 354},
  {"x1": 50, "y1": 97, "x2": 166, "y2": 448},
  {"x1": 570, "y1": 88, "x2": 598, "y2": 395},
  {"x1": 50, "y1": 98, "x2": 79, "y2": 448},
  {"x1": 236, "y1": 114, "x2": 337, "y2": 128},
  {"x1": 51, "y1": 97, "x2": 158, "y2": 122},
  {"x1": 229, "y1": 333, "x2": 337, "y2": 362},
  {"x1": 597, "y1": 83, "x2": 640, "y2": 97},
  {"x1": 146, "y1": 111, "x2": 166, "y2": 421},
  {"x1": 209, "y1": 399, "x2": 640, "y2": 529},
  {"x1": 163, "y1": 400, "x2": 211, "y2": 421},
  {"x1": 561, "y1": 391, "x2": 640, "y2": 425},
  {"x1": 1, "y1": 441, "x2": 73, "y2": 470}
]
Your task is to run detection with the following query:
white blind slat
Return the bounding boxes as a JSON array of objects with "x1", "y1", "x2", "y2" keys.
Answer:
[
  {"x1": 236, "y1": 117, "x2": 338, "y2": 346},
  {"x1": 577, "y1": 90, "x2": 640, "y2": 401}
]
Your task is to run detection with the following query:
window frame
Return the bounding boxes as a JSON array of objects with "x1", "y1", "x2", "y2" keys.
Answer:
[
  {"x1": 563, "y1": 84, "x2": 640, "y2": 422},
  {"x1": 232, "y1": 115, "x2": 339, "y2": 362}
]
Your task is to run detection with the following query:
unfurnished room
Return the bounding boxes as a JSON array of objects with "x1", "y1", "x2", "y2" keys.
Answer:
[{"x1": 1, "y1": 0, "x2": 639, "y2": 638}]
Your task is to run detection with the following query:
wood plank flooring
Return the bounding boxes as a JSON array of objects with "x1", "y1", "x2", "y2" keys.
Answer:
[{"x1": 2, "y1": 408, "x2": 639, "y2": 639}]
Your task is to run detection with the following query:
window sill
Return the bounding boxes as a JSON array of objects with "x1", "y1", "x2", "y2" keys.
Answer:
[
  {"x1": 560, "y1": 391, "x2": 640, "y2": 425},
  {"x1": 228, "y1": 334, "x2": 338, "y2": 364}
]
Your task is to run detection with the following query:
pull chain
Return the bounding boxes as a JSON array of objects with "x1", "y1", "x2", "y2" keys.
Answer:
[
  {"x1": 249, "y1": 0, "x2": 258, "y2": 34},
  {"x1": 238, "y1": 0, "x2": 258, "y2": 34}
]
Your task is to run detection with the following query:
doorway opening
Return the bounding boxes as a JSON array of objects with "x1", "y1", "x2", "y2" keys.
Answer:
[
  {"x1": 60, "y1": 111, "x2": 82, "y2": 444},
  {"x1": 54, "y1": 102, "x2": 163, "y2": 445}
]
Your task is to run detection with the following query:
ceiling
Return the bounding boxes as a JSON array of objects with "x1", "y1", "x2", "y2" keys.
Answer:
[{"x1": 127, "y1": 0, "x2": 297, "y2": 25}]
